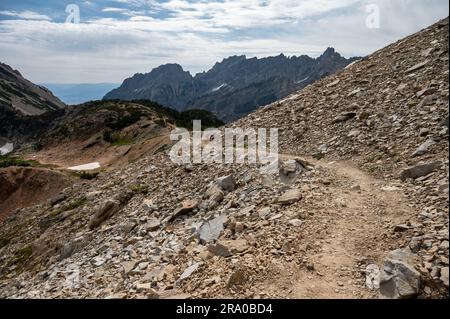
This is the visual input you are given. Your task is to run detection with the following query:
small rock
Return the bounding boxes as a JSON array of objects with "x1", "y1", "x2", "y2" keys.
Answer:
[
  {"x1": 280, "y1": 160, "x2": 299, "y2": 176},
  {"x1": 332, "y1": 112, "x2": 357, "y2": 123},
  {"x1": 234, "y1": 222, "x2": 245, "y2": 233},
  {"x1": 440, "y1": 267, "x2": 449, "y2": 287},
  {"x1": 142, "y1": 199, "x2": 157, "y2": 213},
  {"x1": 50, "y1": 194, "x2": 67, "y2": 206},
  {"x1": 217, "y1": 175, "x2": 236, "y2": 192},
  {"x1": 411, "y1": 139, "x2": 436, "y2": 157},
  {"x1": 169, "y1": 199, "x2": 200, "y2": 222},
  {"x1": 258, "y1": 207, "x2": 272, "y2": 219},
  {"x1": 122, "y1": 260, "x2": 137, "y2": 274},
  {"x1": 92, "y1": 256, "x2": 105, "y2": 267},
  {"x1": 365, "y1": 264, "x2": 380, "y2": 290},
  {"x1": 208, "y1": 243, "x2": 232, "y2": 257},
  {"x1": 406, "y1": 60, "x2": 429, "y2": 73},
  {"x1": 394, "y1": 224, "x2": 412, "y2": 232},
  {"x1": 288, "y1": 219, "x2": 303, "y2": 227},
  {"x1": 419, "y1": 128, "x2": 430, "y2": 137},
  {"x1": 178, "y1": 262, "x2": 202, "y2": 282},
  {"x1": 278, "y1": 189, "x2": 302, "y2": 205},
  {"x1": 120, "y1": 220, "x2": 137, "y2": 234},
  {"x1": 381, "y1": 186, "x2": 400, "y2": 192},
  {"x1": 220, "y1": 239, "x2": 249, "y2": 254},
  {"x1": 146, "y1": 219, "x2": 161, "y2": 232},
  {"x1": 205, "y1": 184, "x2": 225, "y2": 203},
  {"x1": 227, "y1": 269, "x2": 247, "y2": 288},
  {"x1": 159, "y1": 289, "x2": 191, "y2": 299}
]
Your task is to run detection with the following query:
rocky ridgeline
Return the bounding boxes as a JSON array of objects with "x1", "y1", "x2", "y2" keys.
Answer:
[
  {"x1": 0, "y1": 18, "x2": 448, "y2": 299},
  {"x1": 104, "y1": 48, "x2": 357, "y2": 122}
]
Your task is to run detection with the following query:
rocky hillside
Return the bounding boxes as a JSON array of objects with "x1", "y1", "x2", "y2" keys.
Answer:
[
  {"x1": 231, "y1": 17, "x2": 449, "y2": 296},
  {"x1": 0, "y1": 62, "x2": 66, "y2": 145},
  {"x1": 0, "y1": 18, "x2": 448, "y2": 300},
  {"x1": 0, "y1": 62, "x2": 65, "y2": 116},
  {"x1": 104, "y1": 49, "x2": 357, "y2": 121},
  {"x1": 26, "y1": 100, "x2": 223, "y2": 169}
]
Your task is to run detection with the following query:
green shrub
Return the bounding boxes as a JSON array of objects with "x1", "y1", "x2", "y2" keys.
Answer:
[
  {"x1": 103, "y1": 129, "x2": 133, "y2": 146},
  {"x1": 0, "y1": 155, "x2": 40, "y2": 168}
]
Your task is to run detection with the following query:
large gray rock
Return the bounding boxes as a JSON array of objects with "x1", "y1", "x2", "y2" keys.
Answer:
[
  {"x1": 197, "y1": 215, "x2": 227, "y2": 243},
  {"x1": 379, "y1": 248, "x2": 421, "y2": 299},
  {"x1": 59, "y1": 234, "x2": 93, "y2": 260},
  {"x1": 400, "y1": 161, "x2": 442, "y2": 180},
  {"x1": 411, "y1": 139, "x2": 436, "y2": 157},
  {"x1": 217, "y1": 175, "x2": 236, "y2": 192}
]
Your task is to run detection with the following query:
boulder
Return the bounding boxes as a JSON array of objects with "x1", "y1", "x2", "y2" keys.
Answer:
[
  {"x1": 400, "y1": 161, "x2": 442, "y2": 181},
  {"x1": 88, "y1": 200, "x2": 120, "y2": 230},
  {"x1": 208, "y1": 243, "x2": 232, "y2": 257},
  {"x1": 197, "y1": 215, "x2": 227, "y2": 243},
  {"x1": 205, "y1": 184, "x2": 225, "y2": 203},
  {"x1": 220, "y1": 239, "x2": 249, "y2": 254},
  {"x1": 379, "y1": 248, "x2": 421, "y2": 299},
  {"x1": 411, "y1": 139, "x2": 436, "y2": 157},
  {"x1": 217, "y1": 175, "x2": 236, "y2": 192},
  {"x1": 278, "y1": 189, "x2": 302, "y2": 205},
  {"x1": 168, "y1": 199, "x2": 199, "y2": 222}
]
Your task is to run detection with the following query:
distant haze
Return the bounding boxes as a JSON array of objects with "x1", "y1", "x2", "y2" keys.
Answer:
[{"x1": 42, "y1": 83, "x2": 119, "y2": 105}]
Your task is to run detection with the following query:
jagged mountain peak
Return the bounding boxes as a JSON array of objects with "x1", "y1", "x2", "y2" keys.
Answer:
[{"x1": 104, "y1": 49, "x2": 357, "y2": 121}]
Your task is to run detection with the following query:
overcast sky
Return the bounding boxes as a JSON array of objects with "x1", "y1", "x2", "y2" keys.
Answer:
[{"x1": 0, "y1": 0, "x2": 448, "y2": 84}]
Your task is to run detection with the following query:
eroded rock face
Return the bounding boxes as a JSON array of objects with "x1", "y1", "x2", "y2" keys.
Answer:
[{"x1": 0, "y1": 167, "x2": 74, "y2": 221}]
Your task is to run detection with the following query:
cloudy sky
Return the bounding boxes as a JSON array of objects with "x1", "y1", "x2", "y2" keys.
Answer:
[{"x1": 0, "y1": 0, "x2": 448, "y2": 84}]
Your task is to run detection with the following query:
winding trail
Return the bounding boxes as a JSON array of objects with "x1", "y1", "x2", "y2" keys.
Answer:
[{"x1": 267, "y1": 156, "x2": 417, "y2": 298}]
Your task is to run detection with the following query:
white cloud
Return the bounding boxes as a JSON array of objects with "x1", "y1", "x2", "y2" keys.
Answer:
[
  {"x1": 0, "y1": 0, "x2": 448, "y2": 84},
  {"x1": 0, "y1": 10, "x2": 51, "y2": 21},
  {"x1": 102, "y1": 7, "x2": 129, "y2": 13}
]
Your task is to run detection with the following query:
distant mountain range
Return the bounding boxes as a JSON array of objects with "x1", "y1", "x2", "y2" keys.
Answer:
[
  {"x1": 104, "y1": 48, "x2": 359, "y2": 121},
  {"x1": 42, "y1": 83, "x2": 120, "y2": 105}
]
